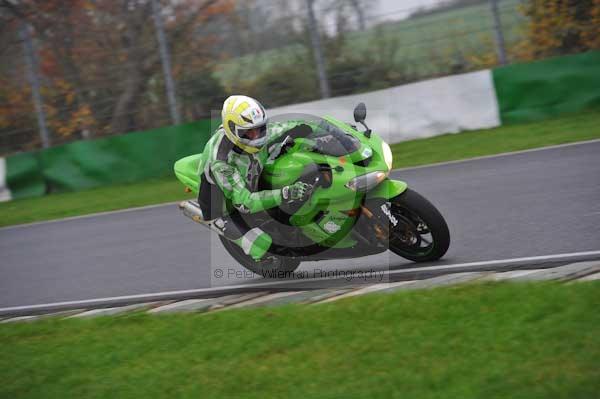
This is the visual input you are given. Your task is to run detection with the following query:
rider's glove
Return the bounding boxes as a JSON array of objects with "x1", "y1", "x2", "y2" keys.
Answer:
[{"x1": 282, "y1": 181, "x2": 313, "y2": 203}]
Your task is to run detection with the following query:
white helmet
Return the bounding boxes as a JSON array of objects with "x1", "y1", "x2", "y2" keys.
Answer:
[{"x1": 221, "y1": 95, "x2": 268, "y2": 154}]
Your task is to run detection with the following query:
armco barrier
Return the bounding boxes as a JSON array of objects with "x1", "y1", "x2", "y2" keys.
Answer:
[
  {"x1": 5, "y1": 120, "x2": 214, "y2": 199},
  {"x1": 493, "y1": 50, "x2": 600, "y2": 124}
]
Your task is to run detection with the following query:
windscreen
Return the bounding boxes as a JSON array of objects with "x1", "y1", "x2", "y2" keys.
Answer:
[
  {"x1": 268, "y1": 113, "x2": 361, "y2": 157},
  {"x1": 307, "y1": 120, "x2": 361, "y2": 156}
]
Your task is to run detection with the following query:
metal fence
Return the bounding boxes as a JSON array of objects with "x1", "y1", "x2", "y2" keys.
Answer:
[{"x1": 0, "y1": 0, "x2": 595, "y2": 155}]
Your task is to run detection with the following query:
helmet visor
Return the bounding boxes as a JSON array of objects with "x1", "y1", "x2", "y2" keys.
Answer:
[{"x1": 238, "y1": 124, "x2": 267, "y2": 141}]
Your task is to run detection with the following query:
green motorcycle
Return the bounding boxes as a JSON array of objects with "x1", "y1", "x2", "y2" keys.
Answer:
[{"x1": 174, "y1": 103, "x2": 450, "y2": 276}]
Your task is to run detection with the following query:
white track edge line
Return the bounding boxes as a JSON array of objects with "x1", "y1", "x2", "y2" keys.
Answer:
[
  {"x1": 3, "y1": 138, "x2": 600, "y2": 231},
  {"x1": 393, "y1": 138, "x2": 600, "y2": 172},
  {"x1": 2, "y1": 250, "x2": 599, "y2": 313},
  {"x1": 0, "y1": 201, "x2": 181, "y2": 231}
]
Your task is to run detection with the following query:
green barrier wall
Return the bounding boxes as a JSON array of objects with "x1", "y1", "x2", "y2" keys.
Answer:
[
  {"x1": 7, "y1": 119, "x2": 214, "y2": 198},
  {"x1": 6, "y1": 152, "x2": 45, "y2": 200},
  {"x1": 493, "y1": 50, "x2": 600, "y2": 124}
]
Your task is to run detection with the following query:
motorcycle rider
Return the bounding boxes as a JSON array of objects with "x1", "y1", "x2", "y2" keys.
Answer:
[{"x1": 196, "y1": 95, "x2": 314, "y2": 261}]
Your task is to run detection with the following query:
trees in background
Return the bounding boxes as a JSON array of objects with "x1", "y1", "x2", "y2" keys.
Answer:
[
  {"x1": 2, "y1": 0, "x2": 599, "y2": 154},
  {"x1": 0, "y1": 0, "x2": 231, "y2": 151},
  {"x1": 1, "y1": 0, "x2": 379, "y2": 151},
  {"x1": 519, "y1": 0, "x2": 600, "y2": 59}
]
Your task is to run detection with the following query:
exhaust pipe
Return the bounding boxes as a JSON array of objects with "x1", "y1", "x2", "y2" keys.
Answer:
[{"x1": 179, "y1": 200, "x2": 204, "y2": 223}]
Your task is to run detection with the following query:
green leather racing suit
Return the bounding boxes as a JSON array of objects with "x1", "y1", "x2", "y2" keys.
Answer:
[{"x1": 197, "y1": 121, "x2": 307, "y2": 261}]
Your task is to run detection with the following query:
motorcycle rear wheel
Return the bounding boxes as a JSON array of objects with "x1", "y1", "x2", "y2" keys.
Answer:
[
  {"x1": 219, "y1": 235, "x2": 301, "y2": 277},
  {"x1": 388, "y1": 188, "x2": 450, "y2": 262}
]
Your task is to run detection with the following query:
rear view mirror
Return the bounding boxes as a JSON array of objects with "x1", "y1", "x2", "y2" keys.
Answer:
[{"x1": 353, "y1": 103, "x2": 367, "y2": 123}]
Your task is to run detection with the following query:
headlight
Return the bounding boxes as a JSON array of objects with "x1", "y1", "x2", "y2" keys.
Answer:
[
  {"x1": 382, "y1": 141, "x2": 393, "y2": 171},
  {"x1": 345, "y1": 171, "x2": 388, "y2": 192}
]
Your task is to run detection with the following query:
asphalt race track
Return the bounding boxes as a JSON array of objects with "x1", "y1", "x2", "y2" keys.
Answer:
[{"x1": 1, "y1": 141, "x2": 600, "y2": 307}]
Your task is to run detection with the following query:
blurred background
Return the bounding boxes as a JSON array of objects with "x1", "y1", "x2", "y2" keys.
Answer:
[{"x1": 1, "y1": 0, "x2": 599, "y2": 155}]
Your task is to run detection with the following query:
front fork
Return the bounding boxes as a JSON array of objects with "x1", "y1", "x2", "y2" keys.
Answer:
[{"x1": 352, "y1": 179, "x2": 409, "y2": 245}]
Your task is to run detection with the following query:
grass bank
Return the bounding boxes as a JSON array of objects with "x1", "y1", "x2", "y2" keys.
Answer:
[
  {"x1": 1, "y1": 109, "x2": 599, "y2": 227},
  {"x1": 1, "y1": 281, "x2": 599, "y2": 398},
  {"x1": 391, "y1": 108, "x2": 600, "y2": 168}
]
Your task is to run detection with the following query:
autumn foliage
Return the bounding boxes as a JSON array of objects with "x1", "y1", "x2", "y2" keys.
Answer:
[
  {"x1": 518, "y1": 0, "x2": 600, "y2": 59},
  {"x1": 0, "y1": 0, "x2": 232, "y2": 153},
  {"x1": 2, "y1": 1, "x2": 599, "y2": 155}
]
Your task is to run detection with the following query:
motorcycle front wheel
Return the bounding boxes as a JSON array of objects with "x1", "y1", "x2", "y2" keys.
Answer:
[{"x1": 388, "y1": 188, "x2": 450, "y2": 262}]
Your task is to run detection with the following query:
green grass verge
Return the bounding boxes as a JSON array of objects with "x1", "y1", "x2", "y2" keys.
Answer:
[
  {"x1": 391, "y1": 108, "x2": 600, "y2": 168},
  {"x1": 1, "y1": 281, "x2": 599, "y2": 398},
  {"x1": 1, "y1": 109, "x2": 600, "y2": 227}
]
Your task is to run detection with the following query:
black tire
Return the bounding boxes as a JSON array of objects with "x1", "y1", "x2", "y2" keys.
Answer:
[
  {"x1": 219, "y1": 235, "x2": 301, "y2": 277},
  {"x1": 388, "y1": 188, "x2": 450, "y2": 262}
]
